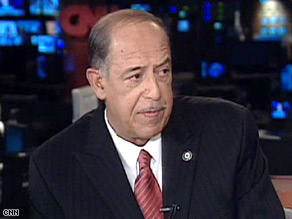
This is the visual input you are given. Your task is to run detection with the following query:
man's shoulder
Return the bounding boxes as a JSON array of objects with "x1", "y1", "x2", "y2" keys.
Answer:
[
  {"x1": 173, "y1": 96, "x2": 251, "y2": 133},
  {"x1": 174, "y1": 95, "x2": 246, "y2": 115},
  {"x1": 32, "y1": 109, "x2": 99, "y2": 162}
]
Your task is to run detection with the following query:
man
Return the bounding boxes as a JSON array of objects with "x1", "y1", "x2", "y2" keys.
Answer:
[{"x1": 29, "y1": 9, "x2": 284, "y2": 218}]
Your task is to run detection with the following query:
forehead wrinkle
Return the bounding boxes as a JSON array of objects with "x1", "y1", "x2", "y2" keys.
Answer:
[
  {"x1": 108, "y1": 23, "x2": 171, "y2": 70},
  {"x1": 111, "y1": 46, "x2": 171, "y2": 67},
  {"x1": 112, "y1": 46, "x2": 170, "y2": 63},
  {"x1": 111, "y1": 31, "x2": 169, "y2": 55}
]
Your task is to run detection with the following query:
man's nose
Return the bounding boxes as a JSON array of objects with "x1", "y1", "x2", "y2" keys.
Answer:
[{"x1": 143, "y1": 74, "x2": 161, "y2": 100}]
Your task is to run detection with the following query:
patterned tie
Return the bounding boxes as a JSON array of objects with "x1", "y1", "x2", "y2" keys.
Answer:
[{"x1": 134, "y1": 149, "x2": 164, "y2": 219}]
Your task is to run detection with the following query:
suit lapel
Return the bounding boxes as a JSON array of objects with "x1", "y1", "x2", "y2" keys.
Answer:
[
  {"x1": 73, "y1": 99, "x2": 202, "y2": 218},
  {"x1": 162, "y1": 100, "x2": 202, "y2": 218},
  {"x1": 74, "y1": 107, "x2": 143, "y2": 219}
]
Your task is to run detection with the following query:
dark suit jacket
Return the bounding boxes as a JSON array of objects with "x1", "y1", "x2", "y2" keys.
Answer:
[{"x1": 29, "y1": 96, "x2": 285, "y2": 218}]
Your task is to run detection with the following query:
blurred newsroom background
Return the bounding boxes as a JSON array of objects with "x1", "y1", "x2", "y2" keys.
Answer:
[{"x1": 0, "y1": 0, "x2": 292, "y2": 215}]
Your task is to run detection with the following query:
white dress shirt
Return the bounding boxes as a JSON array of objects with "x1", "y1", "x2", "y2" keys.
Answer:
[{"x1": 104, "y1": 110, "x2": 163, "y2": 191}]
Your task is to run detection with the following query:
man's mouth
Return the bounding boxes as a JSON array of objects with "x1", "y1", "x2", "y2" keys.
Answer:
[{"x1": 138, "y1": 106, "x2": 166, "y2": 118}]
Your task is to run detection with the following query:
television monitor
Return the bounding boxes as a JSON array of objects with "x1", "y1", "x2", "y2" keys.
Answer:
[
  {"x1": 271, "y1": 101, "x2": 291, "y2": 120},
  {"x1": 72, "y1": 86, "x2": 98, "y2": 123},
  {"x1": 29, "y1": 0, "x2": 40, "y2": 15},
  {"x1": 37, "y1": 55, "x2": 49, "y2": 79},
  {"x1": 281, "y1": 64, "x2": 292, "y2": 92},
  {"x1": 17, "y1": 20, "x2": 44, "y2": 34},
  {"x1": 6, "y1": 125, "x2": 27, "y2": 153},
  {"x1": 131, "y1": 4, "x2": 151, "y2": 12},
  {"x1": 0, "y1": 94, "x2": 38, "y2": 123},
  {"x1": 0, "y1": 46, "x2": 37, "y2": 81},
  {"x1": 0, "y1": 21, "x2": 23, "y2": 46},
  {"x1": 229, "y1": 41, "x2": 281, "y2": 74},
  {"x1": 43, "y1": 0, "x2": 60, "y2": 16},
  {"x1": 256, "y1": 27, "x2": 288, "y2": 42},
  {"x1": 0, "y1": 20, "x2": 17, "y2": 36},
  {"x1": 0, "y1": 35, "x2": 23, "y2": 46},
  {"x1": 31, "y1": 35, "x2": 64, "y2": 54},
  {"x1": 31, "y1": 35, "x2": 57, "y2": 54},
  {"x1": 30, "y1": 35, "x2": 38, "y2": 45},
  {"x1": 201, "y1": 61, "x2": 227, "y2": 80},
  {"x1": 36, "y1": 55, "x2": 63, "y2": 82},
  {"x1": 30, "y1": 0, "x2": 61, "y2": 16},
  {"x1": 0, "y1": 0, "x2": 25, "y2": 16}
]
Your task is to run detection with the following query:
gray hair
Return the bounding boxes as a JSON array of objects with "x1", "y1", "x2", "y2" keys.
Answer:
[{"x1": 88, "y1": 9, "x2": 169, "y2": 75}]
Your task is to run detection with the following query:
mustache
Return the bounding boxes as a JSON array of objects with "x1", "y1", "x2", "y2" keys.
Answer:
[{"x1": 138, "y1": 105, "x2": 167, "y2": 113}]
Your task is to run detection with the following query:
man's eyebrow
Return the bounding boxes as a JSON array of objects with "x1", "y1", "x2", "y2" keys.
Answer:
[
  {"x1": 154, "y1": 57, "x2": 171, "y2": 69},
  {"x1": 120, "y1": 66, "x2": 143, "y2": 79},
  {"x1": 124, "y1": 66, "x2": 142, "y2": 73},
  {"x1": 122, "y1": 57, "x2": 171, "y2": 75}
]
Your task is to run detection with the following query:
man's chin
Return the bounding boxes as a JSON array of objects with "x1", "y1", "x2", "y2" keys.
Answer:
[{"x1": 135, "y1": 128, "x2": 162, "y2": 142}]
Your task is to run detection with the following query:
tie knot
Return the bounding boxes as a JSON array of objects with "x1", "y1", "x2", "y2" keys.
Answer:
[{"x1": 138, "y1": 149, "x2": 152, "y2": 170}]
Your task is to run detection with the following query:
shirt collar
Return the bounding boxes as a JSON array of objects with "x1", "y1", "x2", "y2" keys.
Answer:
[{"x1": 104, "y1": 109, "x2": 161, "y2": 163}]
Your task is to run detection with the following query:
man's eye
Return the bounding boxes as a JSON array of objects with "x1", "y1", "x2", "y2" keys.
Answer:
[
  {"x1": 129, "y1": 73, "x2": 142, "y2": 81},
  {"x1": 159, "y1": 69, "x2": 170, "y2": 76}
]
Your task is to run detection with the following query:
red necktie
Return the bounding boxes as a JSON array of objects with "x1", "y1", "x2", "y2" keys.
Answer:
[{"x1": 134, "y1": 149, "x2": 164, "y2": 219}]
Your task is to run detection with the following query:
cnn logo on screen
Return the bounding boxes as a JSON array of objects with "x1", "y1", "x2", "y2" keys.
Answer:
[{"x1": 3, "y1": 209, "x2": 19, "y2": 217}]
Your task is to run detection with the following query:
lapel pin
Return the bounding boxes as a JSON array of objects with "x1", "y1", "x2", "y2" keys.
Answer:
[{"x1": 182, "y1": 150, "x2": 193, "y2": 162}]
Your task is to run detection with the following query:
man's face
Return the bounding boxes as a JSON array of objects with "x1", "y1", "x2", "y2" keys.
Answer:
[{"x1": 102, "y1": 21, "x2": 173, "y2": 145}]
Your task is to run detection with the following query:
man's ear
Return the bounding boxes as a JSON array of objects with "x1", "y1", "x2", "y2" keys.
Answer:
[{"x1": 86, "y1": 68, "x2": 106, "y2": 100}]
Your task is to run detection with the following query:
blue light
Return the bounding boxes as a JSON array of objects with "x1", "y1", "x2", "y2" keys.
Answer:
[
  {"x1": 6, "y1": 128, "x2": 24, "y2": 154},
  {"x1": 262, "y1": 18, "x2": 269, "y2": 25},
  {"x1": 0, "y1": 21, "x2": 18, "y2": 37},
  {"x1": 200, "y1": 62, "x2": 226, "y2": 79},
  {"x1": 279, "y1": 17, "x2": 289, "y2": 24},
  {"x1": 272, "y1": 102, "x2": 287, "y2": 119},
  {"x1": 0, "y1": 0, "x2": 25, "y2": 16},
  {"x1": 214, "y1": 22, "x2": 223, "y2": 30},
  {"x1": 170, "y1": 6, "x2": 179, "y2": 13},
  {"x1": 209, "y1": 63, "x2": 226, "y2": 78},
  {"x1": 31, "y1": 35, "x2": 39, "y2": 45},
  {"x1": 205, "y1": 16, "x2": 212, "y2": 22},
  {"x1": 37, "y1": 56, "x2": 49, "y2": 79},
  {"x1": 17, "y1": 20, "x2": 43, "y2": 34},
  {"x1": 281, "y1": 64, "x2": 292, "y2": 92},
  {"x1": 131, "y1": 4, "x2": 152, "y2": 12},
  {"x1": 57, "y1": 39, "x2": 66, "y2": 49},
  {"x1": 269, "y1": 27, "x2": 277, "y2": 36},
  {"x1": 177, "y1": 20, "x2": 190, "y2": 32},
  {"x1": 201, "y1": 62, "x2": 208, "y2": 79},
  {"x1": 30, "y1": 0, "x2": 61, "y2": 16},
  {"x1": 279, "y1": 28, "x2": 287, "y2": 36},
  {"x1": 205, "y1": 3, "x2": 211, "y2": 9},
  {"x1": 38, "y1": 35, "x2": 57, "y2": 54},
  {"x1": 284, "y1": 102, "x2": 291, "y2": 111},
  {"x1": 270, "y1": 17, "x2": 278, "y2": 25},
  {"x1": 261, "y1": 28, "x2": 269, "y2": 36},
  {"x1": 272, "y1": 101, "x2": 291, "y2": 120},
  {"x1": 0, "y1": 21, "x2": 24, "y2": 46},
  {"x1": 179, "y1": 10, "x2": 187, "y2": 19},
  {"x1": 204, "y1": 2, "x2": 212, "y2": 22},
  {"x1": 0, "y1": 36, "x2": 23, "y2": 46}
]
